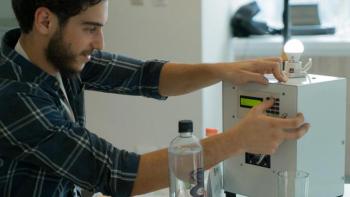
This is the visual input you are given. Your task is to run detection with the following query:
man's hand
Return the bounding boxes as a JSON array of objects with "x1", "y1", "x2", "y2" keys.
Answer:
[
  {"x1": 159, "y1": 57, "x2": 287, "y2": 96},
  {"x1": 229, "y1": 99, "x2": 310, "y2": 155},
  {"x1": 214, "y1": 57, "x2": 287, "y2": 85}
]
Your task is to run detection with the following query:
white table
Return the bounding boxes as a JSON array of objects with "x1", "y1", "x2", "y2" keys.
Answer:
[{"x1": 137, "y1": 185, "x2": 350, "y2": 196}]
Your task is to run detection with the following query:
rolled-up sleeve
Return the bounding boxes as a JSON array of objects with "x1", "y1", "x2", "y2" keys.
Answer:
[{"x1": 81, "y1": 51, "x2": 168, "y2": 100}]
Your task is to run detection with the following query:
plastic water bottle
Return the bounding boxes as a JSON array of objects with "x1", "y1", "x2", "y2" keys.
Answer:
[{"x1": 168, "y1": 120, "x2": 205, "y2": 197}]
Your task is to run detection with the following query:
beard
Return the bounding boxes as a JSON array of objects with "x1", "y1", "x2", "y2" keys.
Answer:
[{"x1": 45, "y1": 29, "x2": 92, "y2": 77}]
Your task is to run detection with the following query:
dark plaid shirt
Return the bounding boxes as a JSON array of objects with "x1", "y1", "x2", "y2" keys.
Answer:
[{"x1": 0, "y1": 29, "x2": 167, "y2": 197}]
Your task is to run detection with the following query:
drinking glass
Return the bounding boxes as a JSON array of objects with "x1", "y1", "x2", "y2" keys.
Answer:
[{"x1": 277, "y1": 170, "x2": 309, "y2": 197}]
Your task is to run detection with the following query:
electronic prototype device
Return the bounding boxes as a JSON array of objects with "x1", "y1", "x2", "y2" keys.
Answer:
[{"x1": 223, "y1": 74, "x2": 346, "y2": 197}]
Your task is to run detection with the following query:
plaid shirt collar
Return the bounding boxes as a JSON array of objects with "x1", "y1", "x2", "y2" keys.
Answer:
[{"x1": 1, "y1": 28, "x2": 62, "y2": 93}]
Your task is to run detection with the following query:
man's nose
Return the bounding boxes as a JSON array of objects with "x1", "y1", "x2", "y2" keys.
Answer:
[{"x1": 93, "y1": 30, "x2": 104, "y2": 50}]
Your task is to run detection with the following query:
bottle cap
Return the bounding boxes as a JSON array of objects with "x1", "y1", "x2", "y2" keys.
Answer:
[
  {"x1": 206, "y1": 128, "x2": 218, "y2": 137},
  {"x1": 178, "y1": 120, "x2": 193, "y2": 133}
]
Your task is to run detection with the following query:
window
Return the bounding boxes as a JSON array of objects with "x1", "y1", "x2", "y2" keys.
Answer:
[{"x1": 231, "y1": 0, "x2": 350, "y2": 35}]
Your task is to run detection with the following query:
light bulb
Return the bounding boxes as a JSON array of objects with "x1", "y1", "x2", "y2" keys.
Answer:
[{"x1": 283, "y1": 39, "x2": 304, "y2": 62}]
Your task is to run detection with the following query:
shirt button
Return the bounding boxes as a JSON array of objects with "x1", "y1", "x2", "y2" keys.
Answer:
[{"x1": 54, "y1": 82, "x2": 59, "y2": 86}]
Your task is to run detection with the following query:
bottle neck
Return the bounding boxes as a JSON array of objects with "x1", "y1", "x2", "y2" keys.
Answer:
[{"x1": 179, "y1": 132, "x2": 192, "y2": 138}]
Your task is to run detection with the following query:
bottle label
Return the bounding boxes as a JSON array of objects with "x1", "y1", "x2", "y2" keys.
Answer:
[{"x1": 189, "y1": 168, "x2": 205, "y2": 197}]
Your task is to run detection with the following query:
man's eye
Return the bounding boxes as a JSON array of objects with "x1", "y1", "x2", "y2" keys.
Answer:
[{"x1": 85, "y1": 27, "x2": 97, "y2": 33}]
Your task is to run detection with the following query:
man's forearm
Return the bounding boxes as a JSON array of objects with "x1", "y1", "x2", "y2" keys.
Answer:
[
  {"x1": 131, "y1": 148, "x2": 169, "y2": 196},
  {"x1": 131, "y1": 130, "x2": 241, "y2": 195},
  {"x1": 159, "y1": 62, "x2": 221, "y2": 96},
  {"x1": 201, "y1": 129, "x2": 242, "y2": 169}
]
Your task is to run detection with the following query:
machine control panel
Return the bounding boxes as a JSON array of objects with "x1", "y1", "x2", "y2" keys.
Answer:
[
  {"x1": 239, "y1": 95, "x2": 280, "y2": 116},
  {"x1": 266, "y1": 98, "x2": 280, "y2": 116},
  {"x1": 238, "y1": 93, "x2": 281, "y2": 169}
]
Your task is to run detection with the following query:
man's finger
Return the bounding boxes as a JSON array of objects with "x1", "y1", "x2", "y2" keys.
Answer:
[
  {"x1": 254, "y1": 99, "x2": 275, "y2": 113},
  {"x1": 266, "y1": 113, "x2": 306, "y2": 128},
  {"x1": 283, "y1": 123, "x2": 310, "y2": 140},
  {"x1": 254, "y1": 59, "x2": 287, "y2": 82},
  {"x1": 259, "y1": 57, "x2": 282, "y2": 63},
  {"x1": 245, "y1": 72, "x2": 268, "y2": 85},
  {"x1": 271, "y1": 62, "x2": 288, "y2": 82},
  {"x1": 257, "y1": 61, "x2": 287, "y2": 82},
  {"x1": 252, "y1": 61, "x2": 279, "y2": 72}
]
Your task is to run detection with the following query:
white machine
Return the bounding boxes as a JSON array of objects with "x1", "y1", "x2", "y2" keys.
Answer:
[{"x1": 222, "y1": 74, "x2": 346, "y2": 197}]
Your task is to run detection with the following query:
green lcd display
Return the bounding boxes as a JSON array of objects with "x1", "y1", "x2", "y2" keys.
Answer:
[{"x1": 240, "y1": 96, "x2": 263, "y2": 108}]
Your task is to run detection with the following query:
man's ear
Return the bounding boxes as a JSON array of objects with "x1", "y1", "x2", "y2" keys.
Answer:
[{"x1": 33, "y1": 7, "x2": 58, "y2": 35}]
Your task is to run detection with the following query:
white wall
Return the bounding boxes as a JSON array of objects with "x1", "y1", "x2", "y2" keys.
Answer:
[
  {"x1": 202, "y1": 0, "x2": 232, "y2": 132},
  {"x1": 0, "y1": 1, "x2": 17, "y2": 38},
  {"x1": 0, "y1": 1, "x2": 15, "y2": 18},
  {"x1": 85, "y1": 0, "x2": 232, "y2": 152}
]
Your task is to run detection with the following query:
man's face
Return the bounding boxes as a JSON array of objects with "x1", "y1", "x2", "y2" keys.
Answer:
[{"x1": 45, "y1": 1, "x2": 108, "y2": 75}]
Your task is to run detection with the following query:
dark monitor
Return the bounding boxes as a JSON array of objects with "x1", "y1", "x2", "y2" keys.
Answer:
[
  {"x1": 289, "y1": 3, "x2": 335, "y2": 35},
  {"x1": 290, "y1": 4, "x2": 321, "y2": 26}
]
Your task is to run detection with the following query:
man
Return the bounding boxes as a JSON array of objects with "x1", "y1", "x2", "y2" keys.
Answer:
[{"x1": 0, "y1": 0, "x2": 309, "y2": 196}]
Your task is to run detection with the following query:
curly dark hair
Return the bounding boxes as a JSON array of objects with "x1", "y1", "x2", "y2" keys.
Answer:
[{"x1": 12, "y1": 0, "x2": 106, "y2": 33}]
